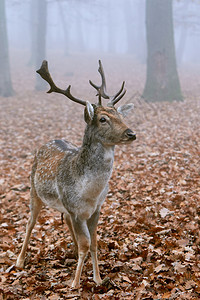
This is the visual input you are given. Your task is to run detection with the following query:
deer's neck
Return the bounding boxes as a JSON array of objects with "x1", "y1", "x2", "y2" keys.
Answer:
[{"x1": 76, "y1": 127, "x2": 115, "y2": 175}]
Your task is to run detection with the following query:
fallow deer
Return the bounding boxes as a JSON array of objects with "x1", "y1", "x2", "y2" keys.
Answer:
[{"x1": 16, "y1": 60, "x2": 136, "y2": 288}]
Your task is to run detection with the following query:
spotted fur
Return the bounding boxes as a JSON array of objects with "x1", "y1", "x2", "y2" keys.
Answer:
[{"x1": 16, "y1": 104, "x2": 136, "y2": 288}]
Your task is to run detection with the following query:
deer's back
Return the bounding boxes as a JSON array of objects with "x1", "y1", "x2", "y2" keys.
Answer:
[
  {"x1": 32, "y1": 139, "x2": 112, "y2": 219},
  {"x1": 32, "y1": 139, "x2": 78, "y2": 213}
]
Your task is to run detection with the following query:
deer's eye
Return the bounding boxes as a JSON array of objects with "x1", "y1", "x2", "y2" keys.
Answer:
[{"x1": 99, "y1": 117, "x2": 107, "y2": 123}]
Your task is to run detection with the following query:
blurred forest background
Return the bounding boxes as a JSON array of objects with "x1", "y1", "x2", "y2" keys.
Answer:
[{"x1": 1, "y1": 0, "x2": 200, "y2": 98}]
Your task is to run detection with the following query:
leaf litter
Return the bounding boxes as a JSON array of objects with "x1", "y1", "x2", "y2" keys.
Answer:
[{"x1": 0, "y1": 54, "x2": 200, "y2": 299}]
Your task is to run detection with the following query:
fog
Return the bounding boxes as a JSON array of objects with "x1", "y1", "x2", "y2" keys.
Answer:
[
  {"x1": 7, "y1": 0, "x2": 145, "y2": 56},
  {"x1": 5, "y1": 0, "x2": 200, "y2": 63},
  {"x1": 1, "y1": 0, "x2": 199, "y2": 99}
]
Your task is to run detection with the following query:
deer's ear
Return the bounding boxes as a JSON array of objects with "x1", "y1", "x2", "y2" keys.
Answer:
[
  {"x1": 84, "y1": 101, "x2": 94, "y2": 123},
  {"x1": 117, "y1": 103, "x2": 134, "y2": 117}
]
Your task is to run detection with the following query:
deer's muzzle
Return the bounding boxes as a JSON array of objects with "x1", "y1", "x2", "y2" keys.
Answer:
[{"x1": 124, "y1": 129, "x2": 136, "y2": 141}]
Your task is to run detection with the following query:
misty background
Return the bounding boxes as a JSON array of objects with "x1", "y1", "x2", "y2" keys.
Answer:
[
  {"x1": 7, "y1": 0, "x2": 200, "y2": 61},
  {"x1": 1, "y1": 0, "x2": 200, "y2": 99}
]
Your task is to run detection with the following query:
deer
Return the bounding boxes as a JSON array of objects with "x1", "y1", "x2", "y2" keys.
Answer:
[{"x1": 16, "y1": 60, "x2": 136, "y2": 288}]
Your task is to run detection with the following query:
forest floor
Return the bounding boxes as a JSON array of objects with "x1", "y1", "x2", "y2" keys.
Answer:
[{"x1": 0, "y1": 53, "x2": 200, "y2": 299}]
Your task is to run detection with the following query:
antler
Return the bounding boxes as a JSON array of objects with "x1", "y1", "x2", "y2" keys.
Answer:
[
  {"x1": 89, "y1": 60, "x2": 109, "y2": 105},
  {"x1": 36, "y1": 60, "x2": 86, "y2": 106},
  {"x1": 37, "y1": 60, "x2": 126, "y2": 107},
  {"x1": 89, "y1": 60, "x2": 126, "y2": 106}
]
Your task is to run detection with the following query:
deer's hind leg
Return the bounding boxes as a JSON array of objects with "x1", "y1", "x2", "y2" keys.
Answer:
[
  {"x1": 64, "y1": 213, "x2": 78, "y2": 256},
  {"x1": 16, "y1": 188, "x2": 43, "y2": 268}
]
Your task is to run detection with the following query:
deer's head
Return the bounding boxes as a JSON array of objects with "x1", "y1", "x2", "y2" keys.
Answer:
[{"x1": 36, "y1": 60, "x2": 136, "y2": 146}]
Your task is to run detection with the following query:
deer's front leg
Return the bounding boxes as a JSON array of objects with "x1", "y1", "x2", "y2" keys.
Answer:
[
  {"x1": 70, "y1": 216, "x2": 90, "y2": 289},
  {"x1": 87, "y1": 209, "x2": 102, "y2": 285}
]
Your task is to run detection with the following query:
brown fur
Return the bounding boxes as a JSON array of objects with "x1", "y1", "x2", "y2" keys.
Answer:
[{"x1": 16, "y1": 103, "x2": 136, "y2": 288}]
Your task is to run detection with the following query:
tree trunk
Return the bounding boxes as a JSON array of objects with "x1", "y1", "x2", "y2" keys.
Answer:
[
  {"x1": 28, "y1": 0, "x2": 37, "y2": 66},
  {"x1": 35, "y1": 0, "x2": 47, "y2": 91},
  {"x1": 75, "y1": 5, "x2": 85, "y2": 53},
  {"x1": 124, "y1": 0, "x2": 135, "y2": 54},
  {"x1": 143, "y1": 0, "x2": 183, "y2": 102},
  {"x1": 57, "y1": 1, "x2": 70, "y2": 56},
  {"x1": 107, "y1": 0, "x2": 116, "y2": 53},
  {"x1": 0, "y1": 0, "x2": 13, "y2": 97}
]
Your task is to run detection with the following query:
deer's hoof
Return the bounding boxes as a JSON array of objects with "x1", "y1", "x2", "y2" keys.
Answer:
[
  {"x1": 94, "y1": 276, "x2": 102, "y2": 286},
  {"x1": 16, "y1": 258, "x2": 24, "y2": 268},
  {"x1": 71, "y1": 280, "x2": 80, "y2": 289}
]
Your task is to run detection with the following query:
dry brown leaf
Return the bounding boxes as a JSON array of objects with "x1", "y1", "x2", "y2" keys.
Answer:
[{"x1": 1, "y1": 54, "x2": 200, "y2": 299}]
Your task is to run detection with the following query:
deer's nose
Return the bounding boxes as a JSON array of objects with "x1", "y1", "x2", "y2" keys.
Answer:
[{"x1": 125, "y1": 129, "x2": 136, "y2": 140}]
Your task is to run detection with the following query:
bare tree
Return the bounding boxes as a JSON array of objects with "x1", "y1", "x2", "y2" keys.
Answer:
[
  {"x1": 0, "y1": 0, "x2": 13, "y2": 97},
  {"x1": 56, "y1": 0, "x2": 71, "y2": 56},
  {"x1": 74, "y1": 1, "x2": 86, "y2": 53},
  {"x1": 124, "y1": 0, "x2": 135, "y2": 54},
  {"x1": 143, "y1": 0, "x2": 182, "y2": 102},
  {"x1": 107, "y1": 0, "x2": 116, "y2": 53},
  {"x1": 35, "y1": 0, "x2": 47, "y2": 90},
  {"x1": 124, "y1": 0, "x2": 145, "y2": 61},
  {"x1": 28, "y1": 0, "x2": 37, "y2": 66}
]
